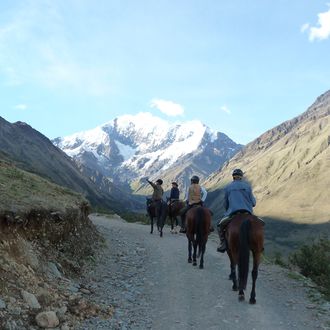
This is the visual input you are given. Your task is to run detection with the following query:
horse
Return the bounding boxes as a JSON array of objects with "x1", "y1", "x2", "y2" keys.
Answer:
[
  {"x1": 146, "y1": 198, "x2": 168, "y2": 237},
  {"x1": 226, "y1": 213, "x2": 264, "y2": 304},
  {"x1": 166, "y1": 199, "x2": 186, "y2": 233},
  {"x1": 185, "y1": 206, "x2": 212, "y2": 269}
]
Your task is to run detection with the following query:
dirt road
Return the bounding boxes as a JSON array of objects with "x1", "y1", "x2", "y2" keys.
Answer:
[{"x1": 78, "y1": 215, "x2": 329, "y2": 330}]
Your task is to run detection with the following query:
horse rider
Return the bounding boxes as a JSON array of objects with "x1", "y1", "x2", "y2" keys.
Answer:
[
  {"x1": 217, "y1": 168, "x2": 256, "y2": 253},
  {"x1": 179, "y1": 175, "x2": 207, "y2": 233},
  {"x1": 146, "y1": 178, "x2": 164, "y2": 224},
  {"x1": 168, "y1": 181, "x2": 180, "y2": 204}
]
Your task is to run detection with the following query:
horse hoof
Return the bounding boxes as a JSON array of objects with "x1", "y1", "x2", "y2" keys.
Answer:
[
  {"x1": 160, "y1": 232, "x2": 163, "y2": 237},
  {"x1": 193, "y1": 262, "x2": 197, "y2": 266},
  {"x1": 150, "y1": 231, "x2": 153, "y2": 234},
  {"x1": 232, "y1": 286, "x2": 238, "y2": 291},
  {"x1": 199, "y1": 265, "x2": 204, "y2": 269},
  {"x1": 249, "y1": 298, "x2": 256, "y2": 304},
  {"x1": 188, "y1": 258, "x2": 192, "y2": 263},
  {"x1": 238, "y1": 294, "x2": 245, "y2": 301}
]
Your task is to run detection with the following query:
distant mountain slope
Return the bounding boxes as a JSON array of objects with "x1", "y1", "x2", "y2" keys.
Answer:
[
  {"x1": 0, "y1": 159, "x2": 85, "y2": 213},
  {"x1": 54, "y1": 112, "x2": 242, "y2": 193},
  {"x1": 205, "y1": 90, "x2": 330, "y2": 223},
  {"x1": 0, "y1": 117, "x2": 140, "y2": 213}
]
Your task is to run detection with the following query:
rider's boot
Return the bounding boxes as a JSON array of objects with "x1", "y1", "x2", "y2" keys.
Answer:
[
  {"x1": 179, "y1": 215, "x2": 186, "y2": 233},
  {"x1": 217, "y1": 223, "x2": 227, "y2": 253}
]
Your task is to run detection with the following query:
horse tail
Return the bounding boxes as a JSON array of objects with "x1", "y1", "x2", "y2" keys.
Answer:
[
  {"x1": 238, "y1": 218, "x2": 251, "y2": 290},
  {"x1": 196, "y1": 207, "x2": 205, "y2": 257},
  {"x1": 159, "y1": 201, "x2": 168, "y2": 226}
]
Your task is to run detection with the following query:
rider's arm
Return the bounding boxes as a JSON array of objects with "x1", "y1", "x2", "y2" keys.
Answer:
[
  {"x1": 224, "y1": 188, "x2": 229, "y2": 211},
  {"x1": 249, "y1": 187, "x2": 256, "y2": 207},
  {"x1": 147, "y1": 179, "x2": 156, "y2": 189},
  {"x1": 200, "y1": 186, "x2": 207, "y2": 202}
]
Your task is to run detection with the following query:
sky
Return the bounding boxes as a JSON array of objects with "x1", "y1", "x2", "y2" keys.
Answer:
[{"x1": 0, "y1": 0, "x2": 330, "y2": 145}]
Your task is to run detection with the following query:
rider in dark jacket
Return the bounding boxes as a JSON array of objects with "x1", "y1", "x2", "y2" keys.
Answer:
[{"x1": 169, "y1": 182, "x2": 180, "y2": 201}]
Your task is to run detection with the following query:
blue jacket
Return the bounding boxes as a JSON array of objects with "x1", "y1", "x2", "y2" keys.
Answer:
[
  {"x1": 224, "y1": 179, "x2": 256, "y2": 216},
  {"x1": 170, "y1": 187, "x2": 180, "y2": 200}
]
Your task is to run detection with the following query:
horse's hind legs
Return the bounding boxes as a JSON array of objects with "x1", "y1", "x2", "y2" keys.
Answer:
[
  {"x1": 188, "y1": 240, "x2": 192, "y2": 263},
  {"x1": 199, "y1": 253, "x2": 204, "y2": 269},
  {"x1": 238, "y1": 290, "x2": 245, "y2": 301},
  {"x1": 231, "y1": 273, "x2": 238, "y2": 291},
  {"x1": 249, "y1": 267, "x2": 258, "y2": 304},
  {"x1": 199, "y1": 244, "x2": 206, "y2": 269},
  {"x1": 229, "y1": 263, "x2": 238, "y2": 290},
  {"x1": 192, "y1": 243, "x2": 197, "y2": 266}
]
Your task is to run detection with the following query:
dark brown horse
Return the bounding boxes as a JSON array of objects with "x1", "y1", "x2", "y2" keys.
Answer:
[
  {"x1": 146, "y1": 198, "x2": 168, "y2": 237},
  {"x1": 226, "y1": 213, "x2": 264, "y2": 304},
  {"x1": 186, "y1": 206, "x2": 212, "y2": 269},
  {"x1": 166, "y1": 199, "x2": 186, "y2": 233}
]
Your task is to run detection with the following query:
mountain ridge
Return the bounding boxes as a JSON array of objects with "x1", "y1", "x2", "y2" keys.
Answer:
[
  {"x1": 54, "y1": 112, "x2": 242, "y2": 193},
  {"x1": 0, "y1": 116, "x2": 141, "y2": 213},
  {"x1": 205, "y1": 90, "x2": 330, "y2": 223}
]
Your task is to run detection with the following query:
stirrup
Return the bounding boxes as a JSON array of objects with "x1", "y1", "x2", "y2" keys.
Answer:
[{"x1": 217, "y1": 242, "x2": 227, "y2": 253}]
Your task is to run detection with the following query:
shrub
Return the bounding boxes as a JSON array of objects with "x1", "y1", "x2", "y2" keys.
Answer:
[
  {"x1": 120, "y1": 212, "x2": 149, "y2": 224},
  {"x1": 272, "y1": 251, "x2": 287, "y2": 267},
  {"x1": 289, "y1": 237, "x2": 330, "y2": 298}
]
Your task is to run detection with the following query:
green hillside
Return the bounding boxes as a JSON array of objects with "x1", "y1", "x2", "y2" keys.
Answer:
[{"x1": 0, "y1": 160, "x2": 86, "y2": 213}]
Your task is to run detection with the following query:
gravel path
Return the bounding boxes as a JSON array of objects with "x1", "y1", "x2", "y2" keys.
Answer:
[{"x1": 77, "y1": 215, "x2": 330, "y2": 330}]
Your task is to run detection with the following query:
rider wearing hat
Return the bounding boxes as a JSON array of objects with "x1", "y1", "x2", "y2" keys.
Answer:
[
  {"x1": 147, "y1": 178, "x2": 164, "y2": 224},
  {"x1": 169, "y1": 181, "x2": 180, "y2": 202},
  {"x1": 179, "y1": 175, "x2": 207, "y2": 233},
  {"x1": 217, "y1": 168, "x2": 256, "y2": 252}
]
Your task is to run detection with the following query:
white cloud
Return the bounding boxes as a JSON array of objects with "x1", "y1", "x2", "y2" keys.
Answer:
[
  {"x1": 14, "y1": 104, "x2": 28, "y2": 110},
  {"x1": 302, "y1": 7, "x2": 330, "y2": 41},
  {"x1": 300, "y1": 23, "x2": 310, "y2": 33},
  {"x1": 0, "y1": 2, "x2": 113, "y2": 96},
  {"x1": 220, "y1": 105, "x2": 231, "y2": 114},
  {"x1": 150, "y1": 99, "x2": 184, "y2": 116}
]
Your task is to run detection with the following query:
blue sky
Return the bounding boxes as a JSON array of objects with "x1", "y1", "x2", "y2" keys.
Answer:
[{"x1": 0, "y1": 0, "x2": 330, "y2": 144}]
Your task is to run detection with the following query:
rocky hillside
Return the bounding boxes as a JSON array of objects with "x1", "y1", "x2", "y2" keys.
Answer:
[
  {"x1": 205, "y1": 90, "x2": 330, "y2": 224},
  {"x1": 0, "y1": 117, "x2": 141, "y2": 213},
  {"x1": 53, "y1": 112, "x2": 242, "y2": 194},
  {"x1": 0, "y1": 160, "x2": 112, "y2": 329}
]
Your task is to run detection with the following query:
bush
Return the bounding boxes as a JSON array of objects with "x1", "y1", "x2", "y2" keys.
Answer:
[
  {"x1": 120, "y1": 212, "x2": 149, "y2": 224},
  {"x1": 289, "y1": 237, "x2": 330, "y2": 298},
  {"x1": 272, "y1": 251, "x2": 287, "y2": 267}
]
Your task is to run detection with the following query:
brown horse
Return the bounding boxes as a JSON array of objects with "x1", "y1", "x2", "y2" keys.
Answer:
[
  {"x1": 226, "y1": 213, "x2": 264, "y2": 304},
  {"x1": 166, "y1": 199, "x2": 186, "y2": 233},
  {"x1": 146, "y1": 198, "x2": 168, "y2": 237},
  {"x1": 186, "y1": 206, "x2": 212, "y2": 269}
]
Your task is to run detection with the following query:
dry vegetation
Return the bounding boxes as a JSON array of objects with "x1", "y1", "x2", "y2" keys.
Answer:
[
  {"x1": 0, "y1": 160, "x2": 85, "y2": 213},
  {"x1": 0, "y1": 160, "x2": 105, "y2": 328}
]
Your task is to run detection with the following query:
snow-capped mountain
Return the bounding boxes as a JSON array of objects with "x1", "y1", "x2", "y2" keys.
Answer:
[{"x1": 53, "y1": 112, "x2": 242, "y2": 192}]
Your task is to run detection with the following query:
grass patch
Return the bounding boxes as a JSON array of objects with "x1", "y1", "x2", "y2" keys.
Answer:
[
  {"x1": 271, "y1": 251, "x2": 287, "y2": 267},
  {"x1": 0, "y1": 160, "x2": 86, "y2": 212},
  {"x1": 120, "y1": 212, "x2": 149, "y2": 224},
  {"x1": 289, "y1": 237, "x2": 330, "y2": 299},
  {"x1": 287, "y1": 271, "x2": 304, "y2": 281}
]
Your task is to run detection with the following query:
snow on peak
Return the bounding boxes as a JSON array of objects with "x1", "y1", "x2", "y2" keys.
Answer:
[
  {"x1": 55, "y1": 112, "x2": 215, "y2": 174},
  {"x1": 110, "y1": 112, "x2": 170, "y2": 141},
  {"x1": 57, "y1": 126, "x2": 109, "y2": 159}
]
